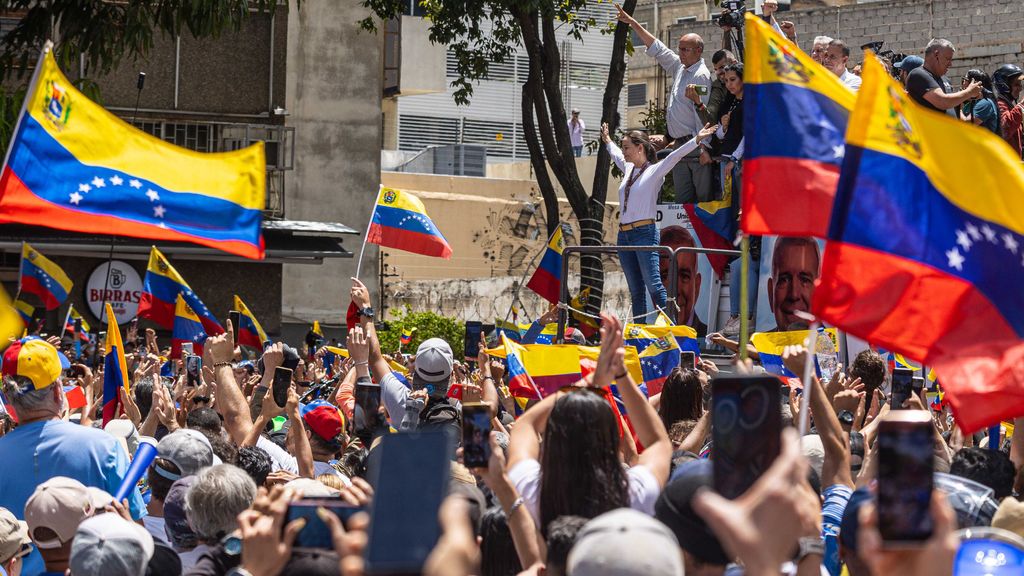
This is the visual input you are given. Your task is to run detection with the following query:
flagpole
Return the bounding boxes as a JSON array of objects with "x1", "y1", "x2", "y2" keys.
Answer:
[
  {"x1": 61, "y1": 304, "x2": 73, "y2": 338},
  {"x1": 354, "y1": 186, "x2": 384, "y2": 279},
  {"x1": 738, "y1": 235, "x2": 750, "y2": 362},
  {"x1": 799, "y1": 322, "x2": 820, "y2": 436},
  {"x1": 0, "y1": 43, "x2": 50, "y2": 178},
  {"x1": 15, "y1": 241, "x2": 25, "y2": 302}
]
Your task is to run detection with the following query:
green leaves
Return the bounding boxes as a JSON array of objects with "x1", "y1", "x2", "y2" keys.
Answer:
[{"x1": 378, "y1": 307, "x2": 466, "y2": 360}]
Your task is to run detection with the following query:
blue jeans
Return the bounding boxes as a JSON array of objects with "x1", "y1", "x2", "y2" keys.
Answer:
[
  {"x1": 729, "y1": 252, "x2": 759, "y2": 317},
  {"x1": 618, "y1": 223, "x2": 668, "y2": 320},
  {"x1": 572, "y1": 145, "x2": 583, "y2": 157}
]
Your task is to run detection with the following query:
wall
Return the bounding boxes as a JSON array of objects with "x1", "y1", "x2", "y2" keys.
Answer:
[
  {"x1": 664, "y1": 0, "x2": 1024, "y2": 81},
  {"x1": 282, "y1": 0, "x2": 382, "y2": 327}
]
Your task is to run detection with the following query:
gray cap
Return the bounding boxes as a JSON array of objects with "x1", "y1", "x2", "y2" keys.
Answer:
[
  {"x1": 572, "y1": 108, "x2": 580, "y2": 114},
  {"x1": 70, "y1": 513, "x2": 154, "y2": 576},
  {"x1": 567, "y1": 509, "x2": 684, "y2": 576},
  {"x1": 414, "y1": 338, "x2": 454, "y2": 383},
  {"x1": 155, "y1": 429, "x2": 215, "y2": 480}
]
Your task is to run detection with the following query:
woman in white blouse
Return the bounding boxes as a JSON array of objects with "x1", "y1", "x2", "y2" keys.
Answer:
[{"x1": 601, "y1": 121, "x2": 717, "y2": 320}]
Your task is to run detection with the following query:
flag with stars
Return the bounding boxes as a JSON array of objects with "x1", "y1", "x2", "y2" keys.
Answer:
[
  {"x1": 0, "y1": 50, "x2": 266, "y2": 259},
  {"x1": 368, "y1": 186, "x2": 452, "y2": 259},
  {"x1": 138, "y1": 246, "x2": 224, "y2": 334},
  {"x1": 812, "y1": 55, "x2": 1024, "y2": 433},
  {"x1": 741, "y1": 14, "x2": 856, "y2": 238},
  {"x1": 19, "y1": 242, "x2": 72, "y2": 310},
  {"x1": 171, "y1": 294, "x2": 208, "y2": 359}
]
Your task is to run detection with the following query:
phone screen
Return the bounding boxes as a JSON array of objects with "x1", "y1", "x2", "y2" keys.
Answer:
[
  {"x1": 461, "y1": 403, "x2": 492, "y2": 469},
  {"x1": 185, "y1": 355, "x2": 202, "y2": 387},
  {"x1": 680, "y1": 351, "x2": 696, "y2": 370},
  {"x1": 355, "y1": 383, "x2": 382, "y2": 436},
  {"x1": 712, "y1": 374, "x2": 781, "y2": 499},
  {"x1": 286, "y1": 497, "x2": 362, "y2": 550},
  {"x1": 181, "y1": 342, "x2": 193, "y2": 356},
  {"x1": 878, "y1": 414, "x2": 934, "y2": 545},
  {"x1": 365, "y1": 431, "x2": 452, "y2": 574},
  {"x1": 229, "y1": 311, "x2": 241, "y2": 345},
  {"x1": 273, "y1": 366, "x2": 293, "y2": 408},
  {"x1": 891, "y1": 368, "x2": 914, "y2": 409},
  {"x1": 464, "y1": 321, "x2": 482, "y2": 362}
]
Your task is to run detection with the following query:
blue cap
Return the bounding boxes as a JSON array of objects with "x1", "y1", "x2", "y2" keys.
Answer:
[{"x1": 895, "y1": 55, "x2": 924, "y2": 73}]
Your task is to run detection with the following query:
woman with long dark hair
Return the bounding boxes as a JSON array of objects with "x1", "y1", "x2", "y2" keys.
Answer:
[
  {"x1": 657, "y1": 367, "x2": 704, "y2": 432},
  {"x1": 961, "y1": 69, "x2": 999, "y2": 134},
  {"x1": 601, "y1": 123, "x2": 718, "y2": 322},
  {"x1": 506, "y1": 313, "x2": 672, "y2": 534}
]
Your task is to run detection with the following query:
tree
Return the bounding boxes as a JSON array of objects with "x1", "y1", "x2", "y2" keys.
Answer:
[
  {"x1": 360, "y1": 0, "x2": 639, "y2": 317},
  {"x1": 0, "y1": 0, "x2": 282, "y2": 151}
]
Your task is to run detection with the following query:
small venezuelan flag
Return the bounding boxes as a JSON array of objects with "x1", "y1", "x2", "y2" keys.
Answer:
[
  {"x1": 138, "y1": 246, "x2": 223, "y2": 335},
  {"x1": 400, "y1": 327, "x2": 416, "y2": 346},
  {"x1": 19, "y1": 243, "x2": 72, "y2": 310},
  {"x1": 526, "y1": 225, "x2": 566, "y2": 304},
  {"x1": 172, "y1": 294, "x2": 208, "y2": 359},
  {"x1": 102, "y1": 302, "x2": 129, "y2": 426},
  {"x1": 233, "y1": 295, "x2": 268, "y2": 349},
  {"x1": 368, "y1": 186, "x2": 452, "y2": 259},
  {"x1": 13, "y1": 299, "x2": 34, "y2": 328}
]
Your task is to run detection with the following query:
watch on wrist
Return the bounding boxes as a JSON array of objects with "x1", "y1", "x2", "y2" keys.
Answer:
[
  {"x1": 838, "y1": 409, "x2": 855, "y2": 427},
  {"x1": 359, "y1": 306, "x2": 375, "y2": 319},
  {"x1": 797, "y1": 536, "x2": 825, "y2": 561}
]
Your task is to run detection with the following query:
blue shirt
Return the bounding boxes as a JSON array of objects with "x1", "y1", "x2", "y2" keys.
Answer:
[
  {"x1": 821, "y1": 484, "x2": 853, "y2": 576},
  {"x1": 972, "y1": 98, "x2": 999, "y2": 134},
  {"x1": 0, "y1": 419, "x2": 145, "y2": 576}
]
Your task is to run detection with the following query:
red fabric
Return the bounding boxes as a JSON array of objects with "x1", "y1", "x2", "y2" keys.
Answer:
[
  {"x1": 367, "y1": 222, "x2": 452, "y2": 259},
  {"x1": 741, "y1": 156, "x2": 840, "y2": 238},
  {"x1": 20, "y1": 276, "x2": 60, "y2": 310},
  {"x1": 682, "y1": 204, "x2": 731, "y2": 277},
  {"x1": 526, "y1": 268, "x2": 561, "y2": 304},
  {"x1": 346, "y1": 301, "x2": 360, "y2": 332},
  {"x1": 813, "y1": 241, "x2": 1023, "y2": 432},
  {"x1": 137, "y1": 293, "x2": 176, "y2": 329},
  {"x1": 998, "y1": 100, "x2": 1024, "y2": 159}
]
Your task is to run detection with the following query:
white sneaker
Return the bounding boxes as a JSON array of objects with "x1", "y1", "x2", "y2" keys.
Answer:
[{"x1": 722, "y1": 316, "x2": 741, "y2": 336}]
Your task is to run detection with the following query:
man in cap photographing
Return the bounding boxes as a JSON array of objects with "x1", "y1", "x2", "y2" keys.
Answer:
[
  {"x1": 0, "y1": 337, "x2": 145, "y2": 575},
  {"x1": 349, "y1": 278, "x2": 498, "y2": 439}
]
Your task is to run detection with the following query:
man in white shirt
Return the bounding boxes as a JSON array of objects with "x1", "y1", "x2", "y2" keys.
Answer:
[
  {"x1": 823, "y1": 39, "x2": 862, "y2": 92},
  {"x1": 568, "y1": 109, "x2": 586, "y2": 157},
  {"x1": 617, "y1": 6, "x2": 713, "y2": 203}
]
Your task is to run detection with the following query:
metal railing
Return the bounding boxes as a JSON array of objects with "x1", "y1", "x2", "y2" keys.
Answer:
[{"x1": 556, "y1": 244, "x2": 742, "y2": 343}]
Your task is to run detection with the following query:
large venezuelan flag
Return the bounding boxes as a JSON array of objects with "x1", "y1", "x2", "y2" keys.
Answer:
[
  {"x1": 813, "y1": 55, "x2": 1024, "y2": 432},
  {"x1": 138, "y1": 246, "x2": 224, "y2": 334},
  {"x1": 526, "y1": 225, "x2": 566, "y2": 304},
  {"x1": 233, "y1": 294, "x2": 268, "y2": 349},
  {"x1": 368, "y1": 187, "x2": 452, "y2": 259},
  {"x1": 751, "y1": 328, "x2": 838, "y2": 378},
  {"x1": 19, "y1": 243, "x2": 72, "y2": 310},
  {"x1": 172, "y1": 294, "x2": 208, "y2": 359},
  {"x1": 742, "y1": 14, "x2": 855, "y2": 238},
  {"x1": 0, "y1": 51, "x2": 266, "y2": 259},
  {"x1": 502, "y1": 334, "x2": 544, "y2": 401},
  {"x1": 102, "y1": 303, "x2": 129, "y2": 426}
]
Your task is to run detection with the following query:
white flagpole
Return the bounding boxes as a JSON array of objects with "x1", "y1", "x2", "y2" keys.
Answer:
[
  {"x1": 61, "y1": 303, "x2": 73, "y2": 337},
  {"x1": 354, "y1": 186, "x2": 384, "y2": 279},
  {"x1": 0, "y1": 41, "x2": 51, "y2": 176},
  {"x1": 799, "y1": 322, "x2": 821, "y2": 436}
]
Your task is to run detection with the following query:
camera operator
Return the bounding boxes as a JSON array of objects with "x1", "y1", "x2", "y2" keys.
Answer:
[
  {"x1": 718, "y1": 0, "x2": 795, "y2": 55},
  {"x1": 616, "y1": 3, "x2": 713, "y2": 204}
]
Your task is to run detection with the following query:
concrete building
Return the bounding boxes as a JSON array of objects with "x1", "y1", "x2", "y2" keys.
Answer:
[{"x1": 0, "y1": 0, "x2": 383, "y2": 344}]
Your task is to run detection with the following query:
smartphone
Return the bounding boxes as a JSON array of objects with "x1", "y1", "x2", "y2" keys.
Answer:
[
  {"x1": 181, "y1": 342, "x2": 194, "y2": 356},
  {"x1": 273, "y1": 366, "x2": 293, "y2": 408},
  {"x1": 286, "y1": 497, "x2": 363, "y2": 550},
  {"x1": 695, "y1": 84, "x2": 709, "y2": 95},
  {"x1": 464, "y1": 321, "x2": 482, "y2": 362},
  {"x1": 229, "y1": 311, "x2": 241, "y2": 345},
  {"x1": 877, "y1": 412, "x2": 934, "y2": 545},
  {"x1": 355, "y1": 382, "x2": 382, "y2": 436},
  {"x1": 461, "y1": 403, "x2": 492, "y2": 469},
  {"x1": 680, "y1": 351, "x2": 697, "y2": 370},
  {"x1": 891, "y1": 367, "x2": 914, "y2": 409},
  {"x1": 911, "y1": 376, "x2": 925, "y2": 395},
  {"x1": 712, "y1": 374, "x2": 782, "y2": 499},
  {"x1": 185, "y1": 355, "x2": 202, "y2": 387},
  {"x1": 365, "y1": 431, "x2": 452, "y2": 575}
]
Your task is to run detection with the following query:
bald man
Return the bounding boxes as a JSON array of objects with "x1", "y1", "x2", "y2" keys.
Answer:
[
  {"x1": 659, "y1": 226, "x2": 706, "y2": 336},
  {"x1": 767, "y1": 237, "x2": 821, "y2": 332},
  {"x1": 617, "y1": 6, "x2": 713, "y2": 203}
]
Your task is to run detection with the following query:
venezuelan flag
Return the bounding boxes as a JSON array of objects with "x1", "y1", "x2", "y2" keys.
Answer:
[
  {"x1": 102, "y1": 302, "x2": 129, "y2": 426},
  {"x1": 636, "y1": 336, "x2": 680, "y2": 396},
  {"x1": 368, "y1": 187, "x2": 452, "y2": 259},
  {"x1": 742, "y1": 14, "x2": 855, "y2": 238},
  {"x1": 502, "y1": 334, "x2": 543, "y2": 401},
  {"x1": 751, "y1": 328, "x2": 838, "y2": 377},
  {"x1": 0, "y1": 51, "x2": 266, "y2": 259},
  {"x1": 812, "y1": 55, "x2": 1024, "y2": 432},
  {"x1": 400, "y1": 327, "x2": 416, "y2": 346},
  {"x1": 13, "y1": 299, "x2": 33, "y2": 328},
  {"x1": 494, "y1": 318, "x2": 523, "y2": 343},
  {"x1": 526, "y1": 225, "x2": 566, "y2": 304},
  {"x1": 171, "y1": 294, "x2": 207, "y2": 359},
  {"x1": 63, "y1": 304, "x2": 90, "y2": 342},
  {"x1": 138, "y1": 246, "x2": 223, "y2": 334},
  {"x1": 519, "y1": 343, "x2": 582, "y2": 397},
  {"x1": 624, "y1": 320, "x2": 700, "y2": 358},
  {"x1": 19, "y1": 243, "x2": 72, "y2": 310},
  {"x1": 233, "y1": 295, "x2": 268, "y2": 349},
  {"x1": 684, "y1": 197, "x2": 734, "y2": 278}
]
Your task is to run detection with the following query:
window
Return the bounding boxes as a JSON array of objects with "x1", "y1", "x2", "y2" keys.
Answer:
[
  {"x1": 627, "y1": 83, "x2": 647, "y2": 107},
  {"x1": 630, "y1": 23, "x2": 647, "y2": 48},
  {"x1": 675, "y1": 16, "x2": 697, "y2": 25},
  {"x1": 401, "y1": 0, "x2": 427, "y2": 17}
]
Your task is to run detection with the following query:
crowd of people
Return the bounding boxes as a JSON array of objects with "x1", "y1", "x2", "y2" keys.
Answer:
[{"x1": 0, "y1": 276, "x2": 1022, "y2": 576}]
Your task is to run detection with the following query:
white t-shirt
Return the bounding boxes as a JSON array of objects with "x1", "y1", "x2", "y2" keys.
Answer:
[
  {"x1": 256, "y1": 435, "x2": 299, "y2": 474},
  {"x1": 840, "y1": 69, "x2": 862, "y2": 92},
  {"x1": 507, "y1": 458, "x2": 661, "y2": 527}
]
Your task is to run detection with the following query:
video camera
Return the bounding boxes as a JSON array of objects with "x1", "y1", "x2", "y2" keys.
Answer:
[{"x1": 714, "y1": 0, "x2": 747, "y2": 29}]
